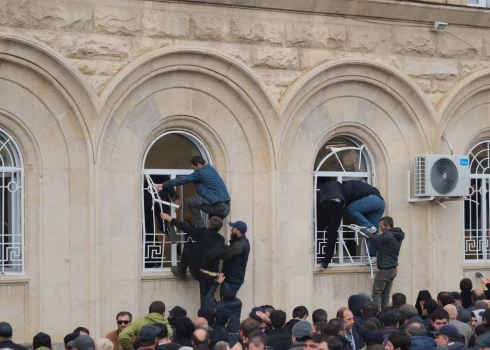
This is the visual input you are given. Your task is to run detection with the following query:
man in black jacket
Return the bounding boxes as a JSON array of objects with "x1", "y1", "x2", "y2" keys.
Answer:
[
  {"x1": 341, "y1": 180, "x2": 385, "y2": 261},
  {"x1": 267, "y1": 310, "x2": 292, "y2": 350},
  {"x1": 210, "y1": 308, "x2": 230, "y2": 348},
  {"x1": 360, "y1": 216, "x2": 405, "y2": 312},
  {"x1": 160, "y1": 213, "x2": 225, "y2": 300},
  {"x1": 220, "y1": 221, "x2": 250, "y2": 295},
  {"x1": 317, "y1": 180, "x2": 345, "y2": 270},
  {"x1": 0, "y1": 322, "x2": 27, "y2": 350}
]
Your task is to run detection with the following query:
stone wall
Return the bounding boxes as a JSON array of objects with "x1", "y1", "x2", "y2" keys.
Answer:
[{"x1": 1, "y1": 0, "x2": 489, "y2": 106}]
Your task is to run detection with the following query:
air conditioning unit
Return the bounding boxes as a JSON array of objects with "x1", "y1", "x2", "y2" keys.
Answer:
[{"x1": 414, "y1": 155, "x2": 470, "y2": 197}]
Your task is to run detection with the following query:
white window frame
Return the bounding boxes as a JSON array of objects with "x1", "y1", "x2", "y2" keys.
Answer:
[
  {"x1": 464, "y1": 140, "x2": 490, "y2": 261},
  {"x1": 314, "y1": 140, "x2": 376, "y2": 266},
  {"x1": 0, "y1": 128, "x2": 24, "y2": 274},
  {"x1": 467, "y1": 0, "x2": 487, "y2": 8},
  {"x1": 141, "y1": 131, "x2": 212, "y2": 271}
]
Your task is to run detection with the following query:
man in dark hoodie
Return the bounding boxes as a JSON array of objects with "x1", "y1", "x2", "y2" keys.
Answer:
[
  {"x1": 285, "y1": 306, "x2": 309, "y2": 334},
  {"x1": 267, "y1": 310, "x2": 292, "y2": 350},
  {"x1": 360, "y1": 216, "x2": 405, "y2": 312}
]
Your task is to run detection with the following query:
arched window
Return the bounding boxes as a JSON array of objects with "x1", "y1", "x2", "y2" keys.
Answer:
[
  {"x1": 0, "y1": 129, "x2": 24, "y2": 274},
  {"x1": 314, "y1": 136, "x2": 375, "y2": 265},
  {"x1": 142, "y1": 131, "x2": 211, "y2": 270},
  {"x1": 465, "y1": 140, "x2": 490, "y2": 260}
]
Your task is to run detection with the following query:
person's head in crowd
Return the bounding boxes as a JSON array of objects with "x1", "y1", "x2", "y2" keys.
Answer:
[
  {"x1": 198, "y1": 308, "x2": 216, "y2": 328},
  {"x1": 95, "y1": 339, "x2": 113, "y2": 350},
  {"x1": 312, "y1": 309, "x2": 328, "y2": 324},
  {"x1": 472, "y1": 310, "x2": 485, "y2": 329},
  {"x1": 477, "y1": 300, "x2": 490, "y2": 310},
  {"x1": 392, "y1": 310, "x2": 406, "y2": 328},
  {"x1": 239, "y1": 318, "x2": 259, "y2": 344},
  {"x1": 207, "y1": 216, "x2": 224, "y2": 232},
  {"x1": 247, "y1": 331, "x2": 267, "y2": 350},
  {"x1": 476, "y1": 336, "x2": 490, "y2": 350},
  {"x1": 460, "y1": 278, "x2": 473, "y2": 292},
  {"x1": 138, "y1": 325, "x2": 160, "y2": 349},
  {"x1": 473, "y1": 289, "x2": 486, "y2": 304},
  {"x1": 291, "y1": 320, "x2": 312, "y2": 343},
  {"x1": 358, "y1": 291, "x2": 373, "y2": 302},
  {"x1": 360, "y1": 319, "x2": 380, "y2": 336},
  {"x1": 325, "y1": 336, "x2": 343, "y2": 350},
  {"x1": 303, "y1": 333, "x2": 328, "y2": 350},
  {"x1": 405, "y1": 322, "x2": 427, "y2": 337},
  {"x1": 67, "y1": 335, "x2": 96, "y2": 350},
  {"x1": 325, "y1": 319, "x2": 344, "y2": 336},
  {"x1": 73, "y1": 327, "x2": 90, "y2": 336},
  {"x1": 260, "y1": 305, "x2": 274, "y2": 318},
  {"x1": 415, "y1": 290, "x2": 432, "y2": 316},
  {"x1": 400, "y1": 305, "x2": 418, "y2": 323},
  {"x1": 249, "y1": 307, "x2": 268, "y2": 329},
  {"x1": 475, "y1": 324, "x2": 488, "y2": 337},
  {"x1": 313, "y1": 321, "x2": 328, "y2": 335},
  {"x1": 168, "y1": 306, "x2": 187, "y2": 326},
  {"x1": 190, "y1": 156, "x2": 207, "y2": 169},
  {"x1": 193, "y1": 317, "x2": 209, "y2": 331},
  {"x1": 174, "y1": 317, "x2": 195, "y2": 341},
  {"x1": 386, "y1": 332, "x2": 411, "y2": 350},
  {"x1": 149, "y1": 301, "x2": 166, "y2": 317},
  {"x1": 422, "y1": 299, "x2": 439, "y2": 316},
  {"x1": 215, "y1": 308, "x2": 231, "y2": 328},
  {"x1": 482, "y1": 309, "x2": 490, "y2": 326},
  {"x1": 33, "y1": 332, "x2": 52, "y2": 350},
  {"x1": 116, "y1": 312, "x2": 132, "y2": 332},
  {"x1": 431, "y1": 309, "x2": 450, "y2": 331},
  {"x1": 213, "y1": 341, "x2": 229, "y2": 350},
  {"x1": 191, "y1": 329, "x2": 209, "y2": 347},
  {"x1": 336, "y1": 308, "x2": 354, "y2": 333},
  {"x1": 431, "y1": 324, "x2": 461, "y2": 348},
  {"x1": 64, "y1": 333, "x2": 77, "y2": 350},
  {"x1": 392, "y1": 293, "x2": 407, "y2": 308},
  {"x1": 0, "y1": 322, "x2": 13, "y2": 343},
  {"x1": 153, "y1": 323, "x2": 169, "y2": 344},
  {"x1": 292, "y1": 306, "x2": 309, "y2": 320},
  {"x1": 437, "y1": 292, "x2": 456, "y2": 307},
  {"x1": 451, "y1": 292, "x2": 463, "y2": 308},
  {"x1": 364, "y1": 330, "x2": 384, "y2": 346},
  {"x1": 270, "y1": 310, "x2": 287, "y2": 330},
  {"x1": 347, "y1": 295, "x2": 366, "y2": 317},
  {"x1": 219, "y1": 282, "x2": 237, "y2": 302},
  {"x1": 361, "y1": 301, "x2": 379, "y2": 319},
  {"x1": 380, "y1": 312, "x2": 399, "y2": 329},
  {"x1": 443, "y1": 304, "x2": 458, "y2": 320}
]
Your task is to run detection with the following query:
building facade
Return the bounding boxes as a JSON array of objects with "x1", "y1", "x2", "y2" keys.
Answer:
[{"x1": 1, "y1": 0, "x2": 490, "y2": 343}]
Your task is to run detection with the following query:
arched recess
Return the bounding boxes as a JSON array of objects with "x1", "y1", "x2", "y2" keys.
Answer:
[
  {"x1": 96, "y1": 47, "x2": 277, "y2": 333},
  {"x1": 275, "y1": 58, "x2": 436, "y2": 314},
  {"x1": 0, "y1": 34, "x2": 94, "y2": 342}
]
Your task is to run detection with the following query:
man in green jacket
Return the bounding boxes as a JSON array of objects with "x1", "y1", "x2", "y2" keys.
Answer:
[{"x1": 119, "y1": 301, "x2": 173, "y2": 350}]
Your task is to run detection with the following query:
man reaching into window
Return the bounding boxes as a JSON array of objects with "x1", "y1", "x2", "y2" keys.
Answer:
[{"x1": 156, "y1": 156, "x2": 230, "y2": 231}]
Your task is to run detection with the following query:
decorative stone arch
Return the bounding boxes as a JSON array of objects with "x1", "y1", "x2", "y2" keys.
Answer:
[
  {"x1": 275, "y1": 58, "x2": 436, "y2": 314},
  {"x1": 96, "y1": 46, "x2": 277, "y2": 328},
  {"x1": 0, "y1": 33, "x2": 95, "y2": 341}
]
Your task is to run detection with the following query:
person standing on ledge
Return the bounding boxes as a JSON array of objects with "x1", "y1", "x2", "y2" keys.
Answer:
[{"x1": 156, "y1": 156, "x2": 230, "y2": 231}]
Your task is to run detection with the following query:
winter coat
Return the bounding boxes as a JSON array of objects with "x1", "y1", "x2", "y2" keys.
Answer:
[
  {"x1": 340, "y1": 180, "x2": 382, "y2": 205},
  {"x1": 285, "y1": 319, "x2": 301, "y2": 334},
  {"x1": 210, "y1": 326, "x2": 230, "y2": 348},
  {"x1": 362, "y1": 227, "x2": 405, "y2": 269},
  {"x1": 0, "y1": 341, "x2": 27, "y2": 350},
  {"x1": 201, "y1": 281, "x2": 243, "y2": 333},
  {"x1": 410, "y1": 336, "x2": 436, "y2": 350},
  {"x1": 288, "y1": 341, "x2": 305, "y2": 350},
  {"x1": 336, "y1": 336, "x2": 353, "y2": 350},
  {"x1": 267, "y1": 328, "x2": 292, "y2": 350},
  {"x1": 119, "y1": 313, "x2": 173, "y2": 350}
]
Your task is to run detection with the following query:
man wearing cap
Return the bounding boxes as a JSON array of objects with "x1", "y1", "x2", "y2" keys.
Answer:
[
  {"x1": 219, "y1": 220, "x2": 250, "y2": 295},
  {"x1": 0, "y1": 322, "x2": 27, "y2": 350},
  {"x1": 290, "y1": 321, "x2": 313, "y2": 350},
  {"x1": 67, "y1": 336, "x2": 95, "y2": 350},
  {"x1": 431, "y1": 324, "x2": 466, "y2": 349},
  {"x1": 136, "y1": 325, "x2": 160, "y2": 350},
  {"x1": 476, "y1": 336, "x2": 490, "y2": 350},
  {"x1": 32, "y1": 332, "x2": 52, "y2": 350}
]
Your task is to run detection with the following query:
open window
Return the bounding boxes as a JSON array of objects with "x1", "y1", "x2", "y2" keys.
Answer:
[
  {"x1": 314, "y1": 136, "x2": 375, "y2": 266},
  {"x1": 142, "y1": 131, "x2": 211, "y2": 271}
]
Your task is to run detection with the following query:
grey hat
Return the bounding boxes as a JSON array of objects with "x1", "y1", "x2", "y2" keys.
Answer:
[
  {"x1": 138, "y1": 325, "x2": 159, "y2": 343},
  {"x1": 67, "y1": 336, "x2": 95, "y2": 350},
  {"x1": 292, "y1": 321, "x2": 312, "y2": 339}
]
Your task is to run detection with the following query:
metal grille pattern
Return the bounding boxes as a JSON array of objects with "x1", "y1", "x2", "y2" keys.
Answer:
[{"x1": 0, "y1": 129, "x2": 24, "y2": 274}]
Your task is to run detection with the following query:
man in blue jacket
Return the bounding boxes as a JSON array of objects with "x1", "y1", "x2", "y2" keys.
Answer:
[{"x1": 157, "y1": 156, "x2": 230, "y2": 232}]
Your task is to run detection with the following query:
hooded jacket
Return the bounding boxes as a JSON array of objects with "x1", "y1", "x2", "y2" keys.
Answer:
[
  {"x1": 119, "y1": 312, "x2": 173, "y2": 350},
  {"x1": 348, "y1": 295, "x2": 366, "y2": 330},
  {"x1": 471, "y1": 309, "x2": 485, "y2": 326},
  {"x1": 410, "y1": 336, "x2": 436, "y2": 350},
  {"x1": 415, "y1": 290, "x2": 432, "y2": 316},
  {"x1": 362, "y1": 227, "x2": 405, "y2": 269}
]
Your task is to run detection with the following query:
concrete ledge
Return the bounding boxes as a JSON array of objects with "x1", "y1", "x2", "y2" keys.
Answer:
[{"x1": 173, "y1": 0, "x2": 490, "y2": 28}]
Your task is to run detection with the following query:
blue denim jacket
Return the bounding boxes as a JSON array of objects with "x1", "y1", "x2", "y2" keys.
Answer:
[{"x1": 164, "y1": 164, "x2": 230, "y2": 205}]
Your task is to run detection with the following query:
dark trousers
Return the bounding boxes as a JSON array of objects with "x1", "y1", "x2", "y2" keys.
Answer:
[
  {"x1": 179, "y1": 245, "x2": 215, "y2": 303},
  {"x1": 372, "y1": 267, "x2": 397, "y2": 311},
  {"x1": 319, "y1": 200, "x2": 345, "y2": 265},
  {"x1": 187, "y1": 196, "x2": 230, "y2": 227}
]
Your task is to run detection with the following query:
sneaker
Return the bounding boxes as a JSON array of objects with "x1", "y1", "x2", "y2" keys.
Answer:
[
  {"x1": 167, "y1": 223, "x2": 178, "y2": 244},
  {"x1": 321, "y1": 261, "x2": 329, "y2": 271},
  {"x1": 476, "y1": 272, "x2": 484, "y2": 279},
  {"x1": 171, "y1": 266, "x2": 186, "y2": 280},
  {"x1": 367, "y1": 226, "x2": 377, "y2": 234},
  {"x1": 365, "y1": 257, "x2": 377, "y2": 265}
]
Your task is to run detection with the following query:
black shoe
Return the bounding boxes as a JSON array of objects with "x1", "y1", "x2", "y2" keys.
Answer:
[
  {"x1": 167, "y1": 223, "x2": 178, "y2": 244},
  {"x1": 321, "y1": 261, "x2": 328, "y2": 271},
  {"x1": 476, "y1": 272, "x2": 484, "y2": 278},
  {"x1": 171, "y1": 266, "x2": 186, "y2": 280}
]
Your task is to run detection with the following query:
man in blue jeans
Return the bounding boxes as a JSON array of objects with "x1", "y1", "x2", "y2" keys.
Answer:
[{"x1": 341, "y1": 180, "x2": 385, "y2": 263}]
